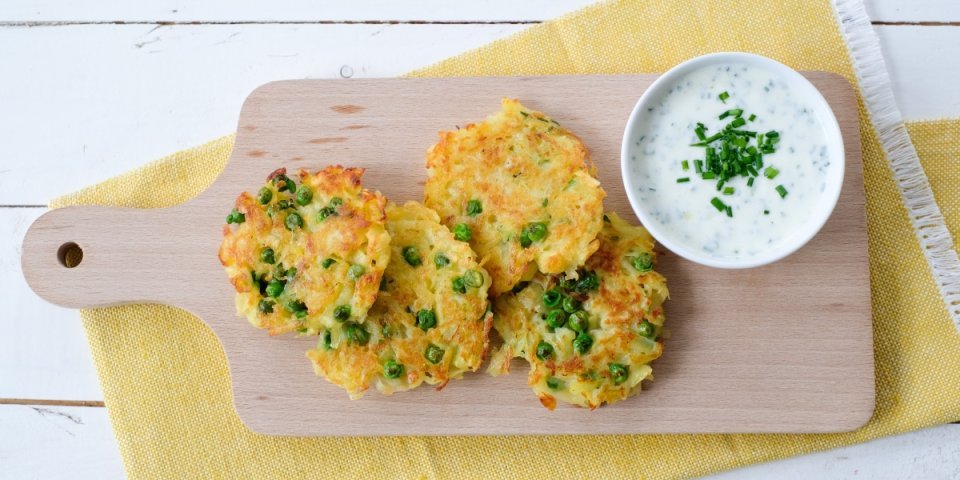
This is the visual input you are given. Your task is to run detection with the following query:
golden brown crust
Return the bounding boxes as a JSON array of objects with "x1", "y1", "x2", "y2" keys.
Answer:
[
  {"x1": 424, "y1": 98, "x2": 605, "y2": 296},
  {"x1": 489, "y1": 212, "x2": 669, "y2": 409},
  {"x1": 219, "y1": 165, "x2": 391, "y2": 337}
]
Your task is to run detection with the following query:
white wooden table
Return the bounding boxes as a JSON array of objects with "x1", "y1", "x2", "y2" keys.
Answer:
[{"x1": 1, "y1": 1, "x2": 959, "y2": 478}]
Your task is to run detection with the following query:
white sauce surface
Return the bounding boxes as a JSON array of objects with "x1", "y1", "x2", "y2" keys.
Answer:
[{"x1": 627, "y1": 63, "x2": 831, "y2": 260}]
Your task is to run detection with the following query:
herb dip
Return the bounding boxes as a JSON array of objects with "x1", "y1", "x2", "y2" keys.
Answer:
[{"x1": 625, "y1": 62, "x2": 833, "y2": 260}]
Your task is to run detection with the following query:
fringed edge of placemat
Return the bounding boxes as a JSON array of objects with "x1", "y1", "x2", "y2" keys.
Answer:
[{"x1": 834, "y1": 0, "x2": 960, "y2": 332}]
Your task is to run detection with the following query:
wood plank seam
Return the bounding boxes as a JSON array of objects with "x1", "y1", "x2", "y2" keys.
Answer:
[
  {"x1": 0, "y1": 20, "x2": 939, "y2": 27},
  {"x1": 0, "y1": 20, "x2": 542, "y2": 27},
  {"x1": 0, "y1": 398, "x2": 106, "y2": 407}
]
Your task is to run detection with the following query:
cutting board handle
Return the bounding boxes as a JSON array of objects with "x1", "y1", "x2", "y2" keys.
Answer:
[{"x1": 21, "y1": 205, "x2": 210, "y2": 310}]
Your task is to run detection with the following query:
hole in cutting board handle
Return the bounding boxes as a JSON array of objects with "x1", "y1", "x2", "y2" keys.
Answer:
[{"x1": 56, "y1": 242, "x2": 83, "y2": 268}]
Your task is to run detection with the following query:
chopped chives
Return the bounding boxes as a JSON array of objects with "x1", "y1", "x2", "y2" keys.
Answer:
[
  {"x1": 718, "y1": 108, "x2": 743, "y2": 120},
  {"x1": 711, "y1": 197, "x2": 727, "y2": 212},
  {"x1": 695, "y1": 123, "x2": 707, "y2": 141},
  {"x1": 679, "y1": 103, "x2": 785, "y2": 216},
  {"x1": 764, "y1": 209, "x2": 770, "y2": 215}
]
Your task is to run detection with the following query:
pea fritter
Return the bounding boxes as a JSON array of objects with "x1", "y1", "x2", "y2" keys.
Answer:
[
  {"x1": 219, "y1": 166, "x2": 391, "y2": 336},
  {"x1": 488, "y1": 212, "x2": 668, "y2": 410},
  {"x1": 307, "y1": 202, "x2": 493, "y2": 399},
  {"x1": 424, "y1": 98, "x2": 606, "y2": 296}
]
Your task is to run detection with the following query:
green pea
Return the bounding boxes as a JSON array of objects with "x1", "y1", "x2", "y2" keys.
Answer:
[
  {"x1": 520, "y1": 222, "x2": 548, "y2": 248},
  {"x1": 545, "y1": 309, "x2": 568, "y2": 329},
  {"x1": 567, "y1": 311, "x2": 589, "y2": 332},
  {"x1": 344, "y1": 322, "x2": 370, "y2": 345},
  {"x1": 609, "y1": 363, "x2": 629, "y2": 385},
  {"x1": 466, "y1": 199, "x2": 483, "y2": 217},
  {"x1": 434, "y1": 253, "x2": 450, "y2": 268},
  {"x1": 573, "y1": 331, "x2": 593, "y2": 354},
  {"x1": 453, "y1": 223, "x2": 472, "y2": 242},
  {"x1": 284, "y1": 212, "x2": 303, "y2": 231},
  {"x1": 545, "y1": 377, "x2": 563, "y2": 390},
  {"x1": 321, "y1": 258, "x2": 336, "y2": 269},
  {"x1": 226, "y1": 208, "x2": 245, "y2": 224},
  {"x1": 295, "y1": 185, "x2": 313, "y2": 206},
  {"x1": 334, "y1": 305, "x2": 351, "y2": 322},
  {"x1": 265, "y1": 279, "x2": 284, "y2": 298},
  {"x1": 638, "y1": 320, "x2": 656, "y2": 339},
  {"x1": 519, "y1": 230, "x2": 532, "y2": 248},
  {"x1": 424, "y1": 344, "x2": 445, "y2": 364},
  {"x1": 535, "y1": 341, "x2": 554, "y2": 360},
  {"x1": 348, "y1": 264, "x2": 365, "y2": 280},
  {"x1": 277, "y1": 199, "x2": 294, "y2": 210},
  {"x1": 322, "y1": 330, "x2": 332, "y2": 350},
  {"x1": 452, "y1": 277, "x2": 466, "y2": 294},
  {"x1": 574, "y1": 270, "x2": 600, "y2": 293},
  {"x1": 317, "y1": 206, "x2": 337, "y2": 222},
  {"x1": 632, "y1": 253, "x2": 653, "y2": 273},
  {"x1": 416, "y1": 309, "x2": 437, "y2": 331},
  {"x1": 329, "y1": 197, "x2": 343, "y2": 207},
  {"x1": 257, "y1": 299, "x2": 274, "y2": 314},
  {"x1": 463, "y1": 269, "x2": 484, "y2": 288},
  {"x1": 562, "y1": 295, "x2": 581, "y2": 313},
  {"x1": 260, "y1": 248, "x2": 276, "y2": 265},
  {"x1": 383, "y1": 360, "x2": 405, "y2": 379},
  {"x1": 257, "y1": 187, "x2": 273, "y2": 205},
  {"x1": 542, "y1": 289, "x2": 562, "y2": 308},
  {"x1": 285, "y1": 299, "x2": 307, "y2": 318},
  {"x1": 402, "y1": 246, "x2": 422, "y2": 267}
]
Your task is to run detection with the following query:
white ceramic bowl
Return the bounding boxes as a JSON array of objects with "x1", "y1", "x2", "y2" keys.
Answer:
[{"x1": 620, "y1": 52, "x2": 845, "y2": 269}]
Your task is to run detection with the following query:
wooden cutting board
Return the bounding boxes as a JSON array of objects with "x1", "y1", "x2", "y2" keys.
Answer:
[{"x1": 21, "y1": 74, "x2": 874, "y2": 436}]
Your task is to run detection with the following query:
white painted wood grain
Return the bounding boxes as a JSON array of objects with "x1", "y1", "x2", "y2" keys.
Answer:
[
  {"x1": 0, "y1": 208, "x2": 103, "y2": 401},
  {"x1": 0, "y1": 405, "x2": 124, "y2": 479},
  {"x1": 1, "y1": 2, "x2": 959, "y2": 477},
  {"x1": 1, "y1": 0, "x2": 594, "y2": 23},
  {"x1": 3, "y1": 0, "x2": 957, "y2": 23},
  {"x1": 865, "y1": 0, "x2": 960, "y2": 23},
  {"x1": 0, "y1": 23, "x2": 526, "y2": 206},
  {"x1": 0, "y1": 24, "x2": 957, "y2": 205},
  {"x1": 877, "y1": 26, "x2": 960, "y2": 119},
  {"x1": 704, "y1": 423, "x2": 960, "y2": 480}
]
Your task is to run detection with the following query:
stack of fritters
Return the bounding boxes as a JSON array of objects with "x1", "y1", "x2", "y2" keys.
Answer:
[
  {"x1": 425, "y1": 99, "x2": 669, "y2": 409},
  {"x1": 220, "y1": 98, "x2": 668, "y2": 408}
]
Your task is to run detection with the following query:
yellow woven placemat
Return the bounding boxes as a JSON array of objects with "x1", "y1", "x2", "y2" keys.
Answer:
[{"x1": 51, "y1": 1, "x2": 960, "y2": 478}]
